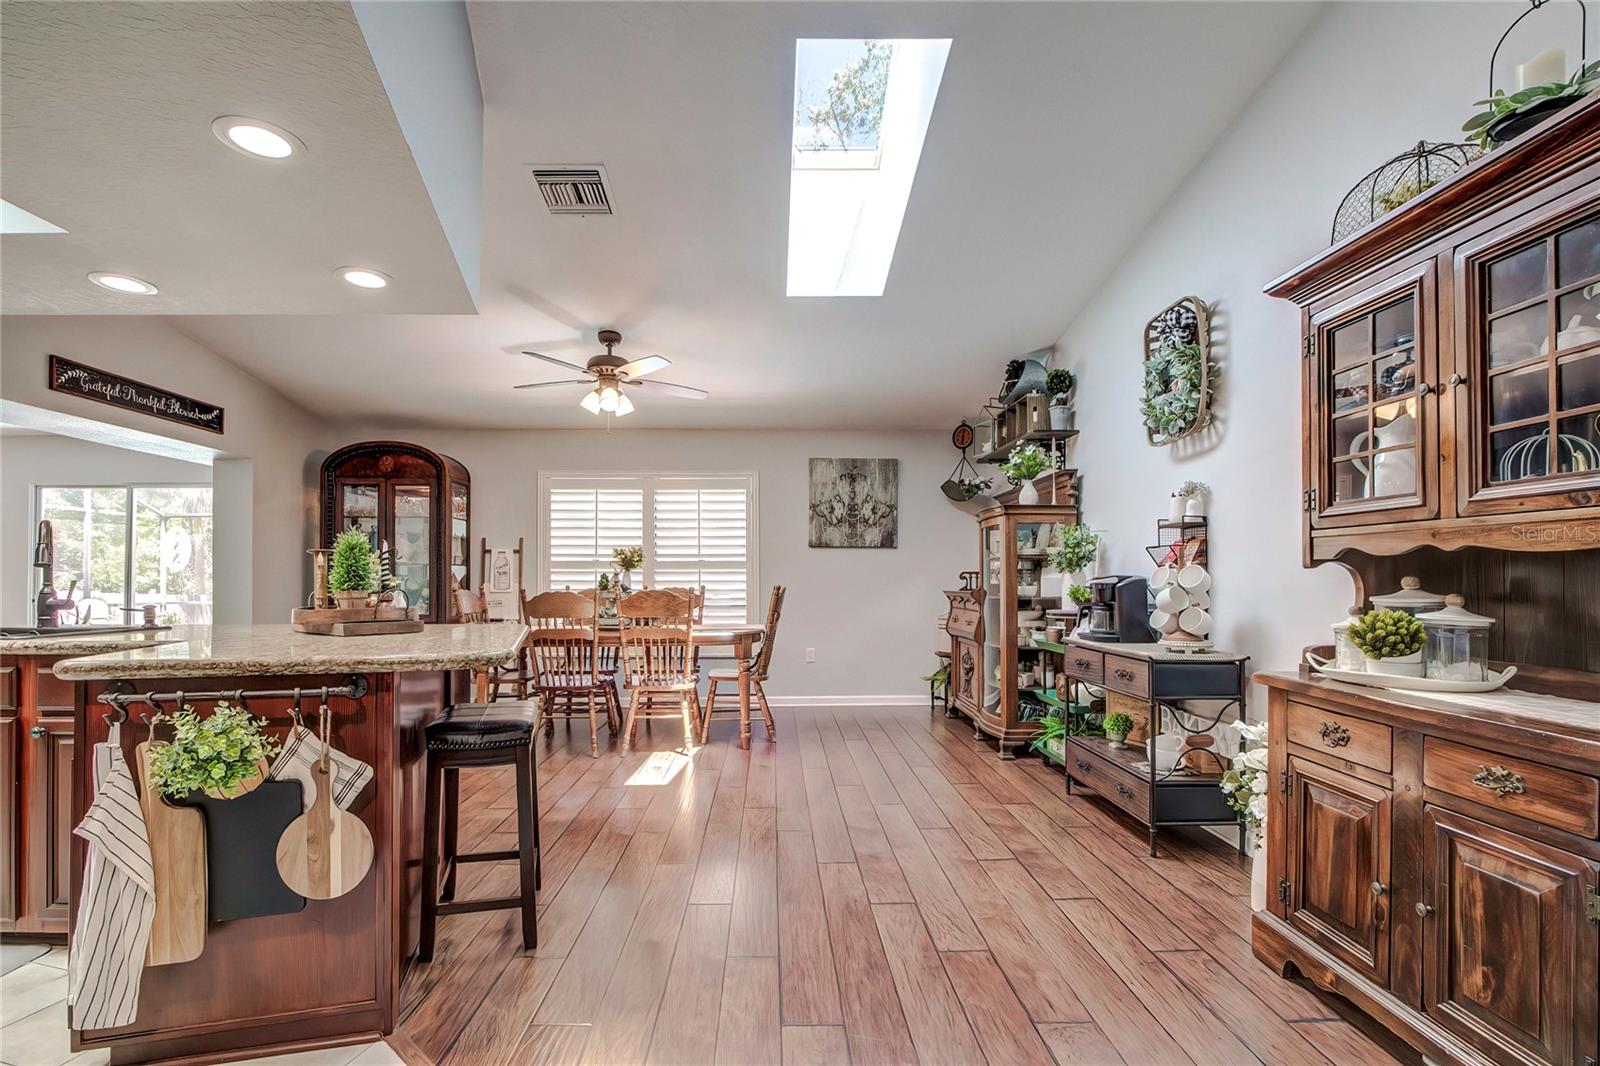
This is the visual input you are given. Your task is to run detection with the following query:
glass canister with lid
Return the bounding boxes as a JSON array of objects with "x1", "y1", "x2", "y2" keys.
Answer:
[
  {"x1": 1370, "y1": 575, "x2": 1447, "y2": 616},
  {"x1": 1331, "y1": 605, "x2": 1366, "y2": 671},
  {"x1": 1416, "y1": 594, "x2": 1494, "y2": 682}
]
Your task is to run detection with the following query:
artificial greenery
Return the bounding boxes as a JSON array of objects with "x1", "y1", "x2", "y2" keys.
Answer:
[
  {"x1": 1103, "y1": 711, "x2": 1133, "y2": 738},
  {"x1": 1462, "y1": 61, "x2": 1600, "y2": 150},
  {"x1": 1175, "y1": 479, "x2": 1208, "y2": 499},
  {"x1": 1068, "y1": 584, "x2": 1092, "y2": 607},
  {"x1": 612, "y1": 545, "x2": 644, "y2": 574},
  {"x1": 1348, "y1": 608, "x2": 1425, "y2": 660},
  {"x1": 1376, "y1": 178, "x2": 1439, "y2": 215},
  {"x1": 1052, "y1": 525, "x2": 1100, "y2": 575},
  {"x1": 1220, "y1": 720, "x2": 1269, "y2": 838},
  {"x1": 922, "y1": 658, "x2": 951, "y2": 689},
  {"x1": 148, "y1": 702, "x2": 280, "y2": 799},
  {"x1": 1000, "y1": 442, "x2": 1051, "y2": 485},
  {"x1": 328, "y1": 528, "x2": 376, "y2": 593},
  {"x1": 1045, "y1": 368, "x2": 1076, "y2": 401},
  {"x1": 1141, "y1": 342, "x2": 1212, "y2": 442},
  {"x1": 1031, "y1": 712, "x2": 1067, "y2": 761}
]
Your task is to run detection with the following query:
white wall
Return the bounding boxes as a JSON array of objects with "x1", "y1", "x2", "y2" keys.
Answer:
[
  {"x1": 338, "y1": 426, "x2": 970, "y2": 701},
  {"x1": 0, "y1": 435, "x2": 211, "y2": 624},
  {"x1": 1050, "y1": 2, "x2": 1594, "y2": 685},
  {"x1": 0, "y1": 316, "x2": 332, "y2": 621}
]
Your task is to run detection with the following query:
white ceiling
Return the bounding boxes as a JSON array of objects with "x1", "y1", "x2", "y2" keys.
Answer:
[
  {"x1": 0, "y1": 1, "x2": 474, "y2": 314},
  {"x1": 6, "y1": 2, "x2": 1319, "y2": 430}
]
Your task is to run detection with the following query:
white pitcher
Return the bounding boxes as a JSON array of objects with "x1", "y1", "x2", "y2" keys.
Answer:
[{"x1": 1352, "y1": 404, "x2": 1416, "y2": 497}]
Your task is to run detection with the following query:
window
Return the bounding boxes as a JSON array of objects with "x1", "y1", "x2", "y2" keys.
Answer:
[
  {"x1": 34, "y1": 486, "x2": 213, "y2": 625},
  {"x1": 539, "y1": 475, "x2": 756, "y2": 625}
]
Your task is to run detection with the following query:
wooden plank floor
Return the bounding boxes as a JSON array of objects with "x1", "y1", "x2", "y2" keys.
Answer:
[{"x1": 393, "y1": 706, "x2": 1408, "y2": 1066}]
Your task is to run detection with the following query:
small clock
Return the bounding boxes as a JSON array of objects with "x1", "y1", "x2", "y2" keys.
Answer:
[{"x1": 951, "y1": 422, "x2": 975, "y2": 450}]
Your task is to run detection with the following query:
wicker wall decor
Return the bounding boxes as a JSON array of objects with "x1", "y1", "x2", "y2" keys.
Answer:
[
  {"x1": 1330, "y1": 141, "x2": 1480, "y2": 244},
  {"x1": 1141, "y1": 296, "x2": 1214, "y2": 446}
]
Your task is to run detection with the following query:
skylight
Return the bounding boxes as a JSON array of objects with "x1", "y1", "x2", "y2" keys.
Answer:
[
  {"x1": 787, "y1": 38, "x2": 950, "y2": 297},
  {"x1": 1, "y1": 199, "x2": 66, "y2": 234}
]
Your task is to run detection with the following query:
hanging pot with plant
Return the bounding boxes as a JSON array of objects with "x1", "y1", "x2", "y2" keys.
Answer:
[
  {"x1": 149, "y1": 702, "x2": 282, "y2": 801},
  {"x1": 1462, "y1": 0, "x2": 1597, "y2": 151}
]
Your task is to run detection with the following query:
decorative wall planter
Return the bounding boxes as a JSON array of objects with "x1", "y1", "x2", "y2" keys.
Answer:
[{"x1": 1142, "y1": 296, "x2": 1214, "y2": 446}]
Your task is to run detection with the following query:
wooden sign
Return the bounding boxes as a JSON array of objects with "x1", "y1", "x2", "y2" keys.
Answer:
[{"x1": 48, "y1": 354, "x2": 225, "y2": 433}]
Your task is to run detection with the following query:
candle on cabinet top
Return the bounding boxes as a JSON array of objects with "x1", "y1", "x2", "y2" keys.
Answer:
[{"x1": 1516, "y1": 46, "x2": 1566, "y2": 90}]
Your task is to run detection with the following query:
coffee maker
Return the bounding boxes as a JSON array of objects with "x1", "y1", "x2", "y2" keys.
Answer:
[{"x1": 1083, "y1": 575, "x2": 1156, "y2": 643}]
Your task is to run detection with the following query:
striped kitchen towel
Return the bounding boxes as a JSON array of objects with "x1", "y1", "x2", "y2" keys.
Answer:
[{"x1": 267, "y1": 725, "x2": 372, "y2": 811}]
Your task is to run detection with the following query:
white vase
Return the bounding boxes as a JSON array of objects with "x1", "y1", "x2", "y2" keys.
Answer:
[
  {"x1": 1018, "y1": 479, "x2": 1040, "y2": 505},
  {"x1": 1168, "y1": 496, "x2": 1185, "y2": 521},
  {"x1": 1185, "y1": 496, "x2": 1206, "y2": 518},
  {"x1": 1367, "y1": 651, "x2": 1425, "y2": 677},
  {"x1": 1250, "y1": 843, "x2": 1267, "y2": 912}
]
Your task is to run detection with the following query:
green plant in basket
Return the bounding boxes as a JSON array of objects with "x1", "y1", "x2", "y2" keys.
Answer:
[
  {"x1": 1103, "y1": 710, "x2": 1133, "y2": 739},
  {"x1": 328, "y1": 528, "x2": 377, "y2": 593},
  {"x1": 149, "y1": 702, "x2": 281, "y2": 800},
  {"x1": 1000, "y1": 442, "x2": 1051, "y2": 485},
  {"x1": 1462, "y1": 61, "x2": 1600, "y2": 150},
  {"x1": 1052, "y1": 525, "x2": 1100, "y2": 575},
  {"x1": 1347, "y1": 608, "x2": 1425, "y2": 660},
  {"x1": 1031, "y1": 712, "x2": 1067, "y2": 761}
]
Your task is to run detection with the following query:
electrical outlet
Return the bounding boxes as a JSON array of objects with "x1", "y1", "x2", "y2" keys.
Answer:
[{"x1": 805, "y1": 648, "x2": 816, "y2": 663}]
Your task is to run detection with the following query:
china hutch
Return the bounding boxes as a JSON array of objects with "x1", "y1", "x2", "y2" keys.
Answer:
[
  {"x1": 319, "y1": 441, "x2": 471, "y2": 623},
  {"x1": 944, "y1": 471, "x2": 1078, "y2": 757},
  {"x1": 1256, "y1": 96, "x2": 1600, "y2": 1066}
]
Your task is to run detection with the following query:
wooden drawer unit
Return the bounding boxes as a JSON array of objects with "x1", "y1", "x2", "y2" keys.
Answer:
[
  {"x1": 1285, "y1": 699, "x2": 1392, "y2": 773},
  {"x1": 1062, "y1": 646, "x2": 1103, "y2": 685},
  {"x1": 1422, "y1": 737, "x2": 1599, "y2": 838},
  {"x1": 1103, "y1": 654, "x2": 1149, "y2": 698},
  {"x1": 1065, "y1": 739, "x2": 1147, "y2": 819}
]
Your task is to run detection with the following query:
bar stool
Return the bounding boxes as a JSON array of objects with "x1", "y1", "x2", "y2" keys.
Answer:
[{"x1": 418, "y1": 701, "x2": 541, "y2": 961}]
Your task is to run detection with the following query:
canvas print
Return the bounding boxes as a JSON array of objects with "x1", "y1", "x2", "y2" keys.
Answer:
[{"x1": 809, "y1": 458, "x2": 898, "y2": 548}]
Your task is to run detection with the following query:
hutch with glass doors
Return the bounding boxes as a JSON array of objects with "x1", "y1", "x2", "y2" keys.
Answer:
[
  {"x1": 946, "y1": 471, "x2": 1078, "y2": 757},
  {"x1": 1257, "y1": 97, "x2": 1600, "y2": 1066},
  {"x1": 319, "y1": 441, "x2": 471, "y2": 623}
]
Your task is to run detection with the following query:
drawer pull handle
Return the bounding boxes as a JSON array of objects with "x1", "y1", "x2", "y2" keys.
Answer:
[
  {"x1": 1074, "y1": 759, "x2": 1091, "y2": 772},
  {"x1": 1318, "y1": 722, "x2": 1351, "y2": 748},
  {"x1": 1074, "y1": 658, "x2": 1092, "y2": 670},
  {"x1": 1472, "y1": 764, "x2": 1526, "y2": 798},
  {"x1": 1113, "y1": 668, "x2": 1136, "y2": 682},
  {"x1": 1114, "y1": 782, "x2": 1135, "y2": 799},
  {"x1": 1370, "y1": 881, "x2": 1386, "y2": 896},
  {"x1": 1415, "y1": 902, "x2": 1434, "y2": 917}
]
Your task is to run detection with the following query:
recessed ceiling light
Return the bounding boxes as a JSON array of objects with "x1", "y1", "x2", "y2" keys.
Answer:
[
  {"x1": 87, "y1": 272, "x2": 158, "y2": 295},
  {"x1": 211, "y1": 116, "x2": 305, "y2": 160},
  {"x1": 338, "y1": 267, "x2": 390, "y2": 289}
]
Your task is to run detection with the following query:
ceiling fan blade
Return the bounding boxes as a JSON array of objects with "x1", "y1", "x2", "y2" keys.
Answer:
[
  {"x1": 628, "y1": 378, "x2": 709, "y2": 399},
  {"x1": 616, "y1": 354, "x2": 670, "y2": 379},
  {"x1": 522, "y1": 351, "x2": 590, "y2": 373},
  {"x1": 513, "y1": 378, "x2": 591, "y2": 390}
]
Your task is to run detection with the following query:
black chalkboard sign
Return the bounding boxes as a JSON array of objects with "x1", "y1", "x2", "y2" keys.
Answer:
[
  {"x1": 48, "y1": 354, "x2": 225, "y2": 434},
  {"x1": 180, "y1": 781, "x2": 306, "y2": 922}
]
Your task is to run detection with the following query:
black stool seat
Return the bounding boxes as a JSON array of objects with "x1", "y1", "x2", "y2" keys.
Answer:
[{"x1": 427, "y1": 701, "x2": 540, "y2": 750}]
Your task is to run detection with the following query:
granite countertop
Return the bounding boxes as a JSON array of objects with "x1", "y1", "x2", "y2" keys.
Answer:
[
  {"x1": 0, "y1": 625, "x2": 202, "y2": 656},
  {"x1": 52, "y1": 623, "x2": 529, "y2": 680}
]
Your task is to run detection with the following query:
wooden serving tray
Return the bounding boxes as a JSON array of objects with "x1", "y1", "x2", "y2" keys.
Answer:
[{"x1": 290, "y1": 605, "x2": 423, "y2": 636}]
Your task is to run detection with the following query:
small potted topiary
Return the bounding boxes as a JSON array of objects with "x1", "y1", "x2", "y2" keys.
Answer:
[
  {"x1": 149, "y1": 702, "x2": 281, "y2": 800},
  {"x1": 1046, "y1": 368, "x2": 1076, "y2": 431},
  {"x1": 1103, "y1": 710, "x2": 1134, "y2": 749},
  {"x1": 328, "y1": 528, "x2": 377, "y2": 610},
  {"x1": 1348, "y1": 608, "x2": 1426, "y2": 677}
]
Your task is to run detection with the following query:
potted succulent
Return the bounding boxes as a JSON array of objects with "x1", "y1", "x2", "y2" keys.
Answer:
[
  {"x1": 1046, "y1": 368, "x2": 1076, "y2": 431},
  {"x1": 1001, "y1": 442, "x2": 1051, "y2": 505},
  {"x1": 149, "y1": 702, "x2": 281, "y2": 801},
  {"x1": 1103, "y1": 710, "x2": 1133, "y2": 749},
  {"x1": 1348, "y1": 608, "x2": 1426, "y2": 677},
  {"x1": 328, "y1": 528, "x2": 377, "y2": 609}
]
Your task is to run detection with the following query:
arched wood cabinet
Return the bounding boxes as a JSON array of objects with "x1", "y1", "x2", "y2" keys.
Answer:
[{"x1": 319, "y1": 441, "x2": 470, "y2": 623}]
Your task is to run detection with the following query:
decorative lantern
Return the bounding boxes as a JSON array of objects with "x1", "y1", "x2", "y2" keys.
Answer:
[
  {"x1": 1369, "y1": 575, "x2": 1447, "y2": 617},
  {"x1": 1417, "y1": 595, "x2": 1495, "y2": 682},
  {"x1": 1331, "y1": 141, "x2": 1480, "y2": 244}
]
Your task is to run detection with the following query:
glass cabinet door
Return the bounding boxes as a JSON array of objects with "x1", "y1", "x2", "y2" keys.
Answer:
[
  {"x1": 1468, "y1": 213, "x2": 1600, "y2": 507},
  {"x1": 1312, "y1": 269, "x2": 1435, "y2": 527},
  {"x1": 980, "y1": 522, "x2": 1002, "y2": 713},
  {"x1": 450, "y1": 481, "x2": 470, "y2": 597},
  {"x1": 392, "y1": 484, "x2": 433, "y2": 617},
  {"x1": 338, "y1": 482, "x2": 381, "y2": 541}
]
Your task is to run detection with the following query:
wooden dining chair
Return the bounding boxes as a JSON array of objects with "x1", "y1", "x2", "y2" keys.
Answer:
[
  {"x1": 455, "y1": 589, "x2": 529, "y2": 700},
  {"x1": 524, "y1": 590, "x2": 615, "y2": 757},
  {"x1": 617, "y1": 589, "x2": 702, "y2": 751},
  {"x1": 702, "y1": 585, "x2": 783, "y2": 741},
  {"x1": 655, "y1": 585, "x2": 706, "y2": 623}
]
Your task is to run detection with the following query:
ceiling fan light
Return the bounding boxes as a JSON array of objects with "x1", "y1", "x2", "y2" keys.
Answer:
[
  {"x1": 614, "y1": 393, "x2": 635, "y2": 416},
  {"x1": 580, "y1": 389, "x2": 603, "y2": 414},
  {"x1": 598, "y1": 385, "x2": 620, "y2": 413}
]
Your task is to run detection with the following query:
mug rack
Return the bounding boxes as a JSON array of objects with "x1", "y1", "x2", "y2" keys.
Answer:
[{"x1": 97, "y1": 675, "x2": 370, "y2": 721}]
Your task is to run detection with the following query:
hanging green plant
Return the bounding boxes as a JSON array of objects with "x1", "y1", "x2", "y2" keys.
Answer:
[
  {"x1": 1141, "y1": 342, "x2": 1213, "y2": 443},
  {"x1": 148, "y1": 702, "x2": 281, "y2": 800},
  {"x1": 1462, "y1": 61, "x2": 1600, "y2": 151}
]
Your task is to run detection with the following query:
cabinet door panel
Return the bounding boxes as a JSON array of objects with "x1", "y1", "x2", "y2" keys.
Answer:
[
  {"x1": 1423, "y1": 806, "x2": 1599, "y2": 1066},
  {"x1": 0, "y1": 714, "x2": 16, "y2": 924},
  {"x1": 1286, "y1": 756, "x2": 1391, "y2": 984}
]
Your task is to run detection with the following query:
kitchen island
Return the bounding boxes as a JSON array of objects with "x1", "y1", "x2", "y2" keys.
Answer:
[{"x1": 50, "y1": 623, "x2": 528, "y2": 1066}]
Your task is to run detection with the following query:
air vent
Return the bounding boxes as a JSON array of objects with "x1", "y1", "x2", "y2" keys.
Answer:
[{"x1": 531, "y1": 166, "x2": 612, "y2": 215}]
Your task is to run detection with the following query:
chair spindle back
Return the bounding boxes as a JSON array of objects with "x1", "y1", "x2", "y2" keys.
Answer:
[
  {"x1": 524, "y1": 590, "x2": 599, "y2": 689},
  {"x1": 618, "y1": 589, "x2": 695, "y2": 686}
]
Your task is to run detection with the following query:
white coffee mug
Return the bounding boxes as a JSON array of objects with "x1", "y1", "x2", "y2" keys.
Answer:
[
  {"x1": 1178, "y1": 605, "x2": 1213, "y2": 636},
  {"x1": 1154, "y1": 585, "x2": 1189, "y2": 613},
  {"x1": 1186, "y1": 588, "x2": 1211, "y2": 610},
  {"x1": 1151, "y1": 565, "x2": 1173, "y2": 589},
  {"x1": 1177, "y1": 564, "x2": 1212, "y2": 593},
  {"x1": 1149, "y1": 609, "x2": 1180, "y2": 634}
]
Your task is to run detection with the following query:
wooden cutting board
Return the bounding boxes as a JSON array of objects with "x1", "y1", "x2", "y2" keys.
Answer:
[
  {"x1": 135, "y1": 742, "x2": 206, "y2": 966},
  {"x1": 275, "y1": 759, "x2": 373, "y2": 899}
]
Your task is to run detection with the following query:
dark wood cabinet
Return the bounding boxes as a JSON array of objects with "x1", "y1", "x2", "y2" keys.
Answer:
[
  {"x1": 1285, "y1": 755, "x2": 1391, "y2": 985},
  {"x1": 1421, "y1": 806, "x2": 1599, "y2": 1066},
  {"x1": 320, "y1": 441, "x2": 471, "y2": 623},
  {"x1": 2, "y1": 654, "x2": 78, "y2": 939}
]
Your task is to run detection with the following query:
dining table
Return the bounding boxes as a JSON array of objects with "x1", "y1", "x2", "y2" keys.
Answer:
[{"x1": 473, "y1": 622, "x2": 769, "y2": 749}]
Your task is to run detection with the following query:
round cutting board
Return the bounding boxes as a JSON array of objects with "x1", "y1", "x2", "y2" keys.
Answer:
[{"x1": 275, "y1": 759, "x2": 373, "y2": 899}]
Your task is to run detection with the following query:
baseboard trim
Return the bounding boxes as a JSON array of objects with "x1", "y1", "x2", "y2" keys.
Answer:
[{"x1": 763, "y1": 694, "x2": 929, "y2": 708}]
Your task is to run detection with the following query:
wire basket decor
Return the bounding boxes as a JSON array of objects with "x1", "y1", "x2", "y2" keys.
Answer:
[{"x1": 1331, "y1": 141, "x2": 1481, "y2": 244}]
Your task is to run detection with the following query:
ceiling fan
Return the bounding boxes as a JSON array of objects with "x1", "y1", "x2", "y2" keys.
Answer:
[{"x1": 516, "y1": 329, "x2": 708, "y2": 416}]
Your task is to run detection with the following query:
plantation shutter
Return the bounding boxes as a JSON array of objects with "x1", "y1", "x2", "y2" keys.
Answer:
[
  {"x1": 546, "y1": 484, "x2": 645, "y2": 591},
  {"x1": 652, "y1": 481, "x2": 751, "y2": 626}
]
